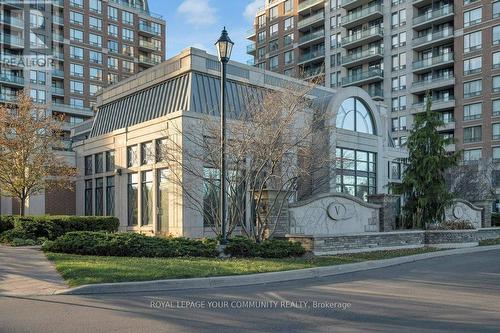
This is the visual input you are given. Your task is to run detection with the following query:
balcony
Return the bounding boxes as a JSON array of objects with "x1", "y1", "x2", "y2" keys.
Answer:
[
  {"x1": 138, "y1": 23, "x2": 160, "y2": 37},
  {"x1": 139, "y1": 39, "x2": 160, "y2": 51},
  {"x1": 139, "y1": 55, "x2": 159, "y2": 67},
  {"x1": 411, "y1": 74, "x2": 455, "y2": 93},
  {"x1": 52, "y1": 69, "x2": 65, "y2": 78},
  {"x1": 1, "y1": 0, "x2": 23, "y2": 9},
  {"x1": 52, "y1": 33, "x2": 65, "y2": 43},
  {"x1": 246, "y1": 28, "x2": 256, "y2": 40},
  {"x1": 298, "y1": 30, "x2": 325, "y2": 47},
  {"x1": 52, "y1": 0, "x2": 64, "y2": 7},
  {"x1": 0, "y1": 34, "x2": 24, "y2": 48},
  {"x1": 298, "y1": 11, "x2": 325, "y2": 30},
  {"x1": 298, "y1": 49, "x2": 325, "y2": 65},
  {"x1": 0, "y1": 93, "x2": 18, "y2": 103},
  {"x1": 413, "y1": 6, "x2": 454, "y2": 30},
  {"x1": 342, "y1": 47, "x2": 384, "y2": 67},
  {"x1": 53, "y1": 15, "x2": 64, "y2": 26},
  {"x1": 52, "y1": 102, "x2": 93, "y2": 117},
  {"x1": 342, "y1": 4, "x2": 383, "y2": 29},
  {"x1": 413, "y1": 28, "x2": 454, "y2": 51},
  {"x1": 52, "y1": 87, "x2": 65, "y2": 96},
  {"x1": 342, "y1": 26, "x2": 383, "y2": 49},
  {"x1": 412, "y1": 97, "x2": 455, "y2": 112},
  {"x1": 0, "y1": 73, "x2": 24, "y2": 86},
  {"x1": 342, "y1": 68, "x2": 383, "y2": 86},
  {"x1": 246, "y1": 43, "x2": 256, "y2": 54},
  {"x1": 412, "y1": 53, "x2": 454, "y2": 73},
  {"x1": 0, "y1": 15, "x2": 24, "y2": 29},
  {"x1": 367, "y1": 86, "x2": 384, "y2": 100},
  {"x1": 298, "y1": 0, "x2": 325, "y2": 12}
]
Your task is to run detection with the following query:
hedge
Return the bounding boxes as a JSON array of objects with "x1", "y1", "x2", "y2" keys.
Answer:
[
  {"x1": 0, "y1": 216, "x2": 119, "y2": 243},
  {"x1": 42, "y1": 231, "x2": 219, "y2": 258},
  {"x1": 224, "y1": 236, "x2": 305, "y2": 258}
]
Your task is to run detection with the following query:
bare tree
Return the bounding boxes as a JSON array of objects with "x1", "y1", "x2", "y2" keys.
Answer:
[
  {"x1": 447, "y1": 159, "x2": 495, "y2": 202},
  {"x1": 162, "y1": 80, "x2": 332, "y2": 242},
  {"x1": 0, "y1": 91, "x2": 77, "y2": 215}
]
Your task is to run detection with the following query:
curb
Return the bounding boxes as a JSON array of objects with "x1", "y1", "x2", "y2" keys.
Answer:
[{"x1": 53, "y1": 245, "x2": 500, "y2": 296}]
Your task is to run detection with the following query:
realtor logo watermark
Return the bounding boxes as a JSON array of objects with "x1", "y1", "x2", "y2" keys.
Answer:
[
  {"x1": 150, "y1": 299, "x2": 352, "y2": 311},
  {"x1": 1, "y1": 1, "x2": 60, "y2": 70}
]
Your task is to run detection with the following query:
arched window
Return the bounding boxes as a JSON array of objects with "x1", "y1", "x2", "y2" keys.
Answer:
[{"x1": 336, "y1": 97, "x2": 375, "y2": 134}]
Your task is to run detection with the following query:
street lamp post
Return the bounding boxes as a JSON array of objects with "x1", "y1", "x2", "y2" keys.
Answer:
[{"x1": 215, "y1": 27, "x2": 234, "y2": 245}]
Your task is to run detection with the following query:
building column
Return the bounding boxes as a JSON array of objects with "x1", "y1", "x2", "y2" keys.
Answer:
[{"x1": 368, "y1": 194, "x2": 399, "y2": 232}]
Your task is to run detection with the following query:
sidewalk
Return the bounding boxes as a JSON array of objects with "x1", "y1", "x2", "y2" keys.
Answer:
[{"x1": 0, "y1": 245, "x2": 67, "y2": 296}]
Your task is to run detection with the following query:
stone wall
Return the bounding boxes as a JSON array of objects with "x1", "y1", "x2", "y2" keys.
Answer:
[{"x1": 286, "y1": 227, "x2": 500, "y2": 255}]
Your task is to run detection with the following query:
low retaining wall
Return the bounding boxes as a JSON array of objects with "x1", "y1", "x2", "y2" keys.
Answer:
[{"x1": 287, "y1": 227, "x2": 500, "y2": 255}]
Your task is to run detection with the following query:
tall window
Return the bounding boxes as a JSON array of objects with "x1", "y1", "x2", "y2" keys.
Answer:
[
  {"x1": 463, "y1": 80, "x2": 482, "y2": 98},
  {"x1": 106, "y1": 151, "x2": 115, "y2": 172},
  {"x1": 95, "y1": 153, "x2": 103, "y2": 173},
  {"x1": 493, "y1": 99, "x2": 500, "y2": 116},
  {"x1": 494, "y1": 76, "x2": 500, "y2": 92},
  {"x1": 463, "y1": 126, "x2": 482, "y2": 143},
  {"x1": 157, "y1": 169, "x2": 170, "y2": 232},
  {"x1": 203, "y1": 167, "x2": 220, "y2": 226},
  {"x1": 464, "y1": 31, "x2": 482, "y2": 52},
  {"x1": 495, "y1": 1, "x2": 500, "y2": 19},
  {"x1": 463, "y1": 149, "x2": 482, "y2": 162},
  {"x1": 108, "y1": 6, "x2": 118, "y2": 20},
  {"x1": 493, "y1": 123, "x2": 500, "y2": 140},
  {"x1": 141, "y1": 142, "x2": 154, "y2": 165},
  {"x1": 127, "y1": 145, "x2": 138, "y2": 167},
  {"x1": 335, "y1": 148, "x2": 376, "y2": 200},
  {"x1": 70, "y1": 46, "x2": 84, "y2": 59},
  {"x1": 85, "y1": 180, "x2": 93, "y2": 215},
  {"x1": 106, "y1": 176, "x2": 115, "y2": 216},
  {"x1": 463, "y1": 56, "x2": 482, "y2": 75},
  {"x1": 70, "y1": 28, "x2": 83, "y2": 42},
  {"x1": 141, "y1": 171, "x2": 153, "y2": 226},
  {"x1": 95, "y1": 178, "x2": 103, "y2": 216},
  {"x1": 156, "y1": 138, "x2": 167, "y2": 162},
  {"x1": 127, "y1": 173, "x2": 138, "y2": 226},
  {"x1": 123, "y1": 11, "x2": 134, "y2": 25},
  {"x1": 90, "y1": 0, "x2": 102, "y2": 13},
  {"x1": 84, "y1": 156, "x2": 93, "y2": 175},
  {"x1": 464, "y1": 8, "x2": 482, "y2": 27},
  {"x1": 494, "y1": 26, "x2": 500, "y2": 45},
  {"x1": 336, "y1": 98, "x2": 375, "y2": 134},
  {"x1": 270, "y1": 6, "x2": 278, "y2": 20},
  {"x1": 464, "y1": 103, "x2": 482, "y2": 121}
]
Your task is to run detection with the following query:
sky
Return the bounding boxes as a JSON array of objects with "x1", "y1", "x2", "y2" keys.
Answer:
[{"x1": 148, "y1": 0, "x2": 265, "y2": 64}]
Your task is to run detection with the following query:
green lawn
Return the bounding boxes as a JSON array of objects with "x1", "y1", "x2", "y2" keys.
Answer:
[{"x1": 46, "y1": 247, "x2": 440, "y2": 287}]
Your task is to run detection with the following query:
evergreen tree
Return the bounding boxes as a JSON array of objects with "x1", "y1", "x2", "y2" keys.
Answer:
[{"x1": 392, "y1": 92, "x2": 460, "y2": 229}]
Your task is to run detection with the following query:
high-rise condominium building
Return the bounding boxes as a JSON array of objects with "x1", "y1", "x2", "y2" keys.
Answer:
[
  {"x1": 0, "y1": 0, "x2": 166, "y2": 215},
  {"x1": 248, "y1": 0, "x2": 500, "y2": 209}
]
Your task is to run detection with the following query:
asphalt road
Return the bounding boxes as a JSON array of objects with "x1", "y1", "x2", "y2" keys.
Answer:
[{"x1": 1, "y1": 250, "x2": 500, "y2": 333}]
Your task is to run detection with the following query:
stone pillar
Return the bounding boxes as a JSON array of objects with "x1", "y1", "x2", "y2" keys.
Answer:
[
  {"x1": 471, "y1": 199, "x2": 494, "y2": 228},
  {"x1": 368, "y1": 194, "x2": 399, "y2": 231}
]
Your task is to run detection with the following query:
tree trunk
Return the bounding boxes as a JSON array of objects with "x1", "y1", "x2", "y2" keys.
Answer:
[{"x1": 20, "y1": 197, "x2": 25, "y2": 216}]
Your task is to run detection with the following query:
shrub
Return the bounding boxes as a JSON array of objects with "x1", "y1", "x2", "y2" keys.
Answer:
[
  {"x1": 224, "y1": 237, "x2": 305, "y2": 258},
  {"x1": 257, "y1": 239, "x2": 306, "y2": 258},
  {"x1": 0, "y1": 215, "x2": 16, "y2": 234},
  {"x1": 427, "y1": 219, "x2": 475, "y2": 230},
  {"x1": 42, "y1": 231, "x2": 218, "y2": 258},
  {"x1": 12, "y1": 216, "x2": 119, "y2": 240},
  {"x1": 223, "y1": 236, "x2": 258, "y2": 257}
]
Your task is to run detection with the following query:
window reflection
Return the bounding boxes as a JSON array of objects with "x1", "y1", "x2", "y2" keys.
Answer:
[{"x1": 336, "y1": 97, "x2": 375, "y2": 134}]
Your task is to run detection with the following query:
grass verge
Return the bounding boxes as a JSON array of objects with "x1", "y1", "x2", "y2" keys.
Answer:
[{"x1": 46, "y1": 247, "x2": 440, "y2": 287}]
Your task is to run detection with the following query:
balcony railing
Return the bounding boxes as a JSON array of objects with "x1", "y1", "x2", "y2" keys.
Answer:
[
  {"x1": 342, "y1": 68, "x2": 383, "y2": 86},
  {"x1": 246, "y1": 43, "x2": 256, "y2": 53},
  {"x1": 342, "y1": 4, "x2": 383, "y2": 26},
  {"x1": 299, "y1": 30, "x2": 325, "y2": 44},
  {"x1": 367, "y1": 87, "x2": 384, "y2": 99},
  {"x1": 139, "y1": 39, "x2": 160, "y2": 51},
  {"x1": 52, "y1": 69, "x2": 65, "y2": 77},
  {"x1": 138, "y1": 23, "x2": 161, "y2": 36},
  {"x1": 0, "y1": 15, "x2": 24, "y2": 28},
  {"x1": 0, "y1": 73, "x2": 24, "y2": 85},
  {"x1": 0, "y1": 93, "x2": 18, "y2": 103},
  {"x1": 52, "y1": 87, "x2": 65, "y2": 95},
  {"x1": 298, "y1": 0, "x2": 325, "y2": 12},
  {"x1": 298, "y1": 49, "x2": 325, "y2": 63},
  {"x1": 0, "y1": 34, "x2": 23, "y2": 48},
  {"x1": 413, "y1": 5, "x2": 454, "y2": 26},
  {"x1": 342, "y1": 47, "x2": 384, "y2": 65},
  {"x1": 412, "y1": 53, "x2": 454, "y2": 70},
  {"x1": 52, "y1": 33, "x2": 64, "y2": 43},
  {"x1": 298, "y1": 11, "x2": 325, "y2": 29},
  {"x1": 342, "y1": 26, "x2": 384, "y2": 46},
  {"x1": 412, "y1": 73, "x2": 454, "y2": 88},
  {"x1": 109, "y1": 0, "x2": 163, "y2": 19},
  {"x1": 413, "y1": 28, "x2": 454, "y2": 47},
  {"x1": 139, "y1": 55, "x2": 159, "y2": 66},
  {"x1": 413, "y1": 97, "x2": 455, "y2": 110}
]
